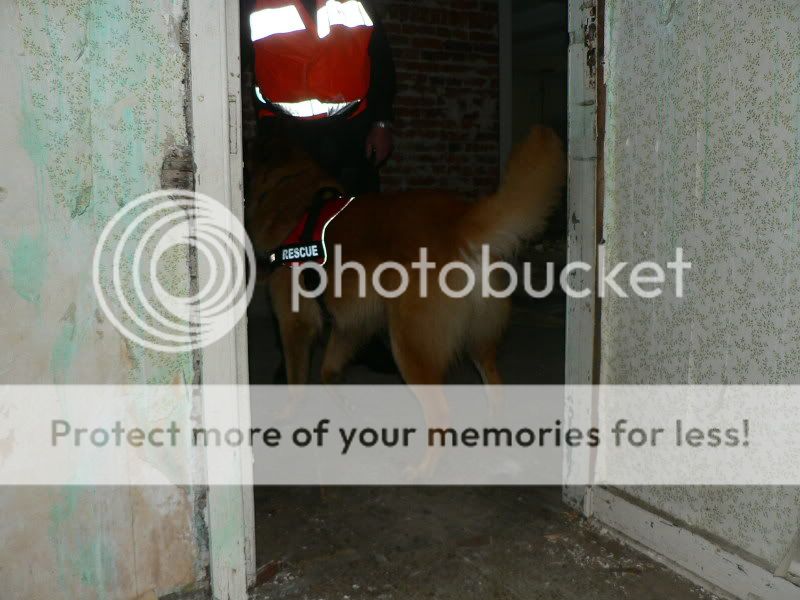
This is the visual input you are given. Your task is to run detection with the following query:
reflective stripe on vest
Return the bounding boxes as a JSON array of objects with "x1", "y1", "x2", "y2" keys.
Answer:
[
  {"x1": 317, "y1": 0, "x2": 373, "y2": 39},
  {"x1": 276, "y1": 99, "x2": 360, "y2": 118},
  {"x1": 251, "y1": 1, "x2": 372, "y2": 41},
  {"x1": 250, "y1": 5, "x2": 306, "y2": 42},
  {"x1": 255, "y1": 87, "x2": 360, "y2": 118}
]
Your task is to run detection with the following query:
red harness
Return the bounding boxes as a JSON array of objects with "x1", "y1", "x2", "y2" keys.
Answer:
[{"x1": 266, "y1": 187, "x2": 353, "y2": 272}]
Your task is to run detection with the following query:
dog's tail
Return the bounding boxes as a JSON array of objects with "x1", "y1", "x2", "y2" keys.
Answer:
[{"x1": 460, "y1": 126, "x2": 566, "y2": 258}]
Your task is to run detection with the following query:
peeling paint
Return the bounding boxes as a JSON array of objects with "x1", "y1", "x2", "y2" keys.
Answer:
[
  {"x1": 50, "y1": 302, "x2": 78, "y2": 383},
  {"x1": 11, "y1": 0, "x2": 195, "y2": 385},
  {"x1": 1, "y1": 0, "x2": 206, "y2": 597}
]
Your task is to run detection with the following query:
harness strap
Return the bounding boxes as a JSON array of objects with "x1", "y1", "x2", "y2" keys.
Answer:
[
  {"x1": 258, "y1": 186, "x2": 346, "y2": 273},
  {"x1": 300, "y1": 186, "x2": 342, "y2": 293},
  {"x1": 302, "y1": 186, "x2": 342, "y2": 242}
]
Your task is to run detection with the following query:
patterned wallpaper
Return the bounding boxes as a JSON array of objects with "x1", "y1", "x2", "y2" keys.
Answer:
[
  {"x1": 601, "y1": 0, "x2": 800, "y2": 569},
  {"x1": 0, "y1": 2, "x2": 204, "y2": 598}
]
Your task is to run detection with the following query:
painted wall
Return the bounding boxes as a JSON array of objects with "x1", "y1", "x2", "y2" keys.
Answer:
[
  {"x1": 0, "y1": 1, "x2": 206, "y2": 597},
  {"x1": 601, "y1": 0, "x2": 800, "y2": 570}
]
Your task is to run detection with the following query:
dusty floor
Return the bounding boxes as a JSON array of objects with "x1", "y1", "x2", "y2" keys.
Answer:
[
  {"x1": 247, "y1": 295, "x2": 715, "y2": 599},
  {"x1": 250, "y1": 487, "x2": 715, "y2": 600}
]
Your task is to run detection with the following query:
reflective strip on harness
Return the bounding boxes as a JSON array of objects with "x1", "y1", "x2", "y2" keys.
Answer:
[
  {"x1": 250, "y1": 5, "x2": 306, "y2": 42},
  {"x1": 317, "y1": 0, "x2": 374, "y2": 39}
]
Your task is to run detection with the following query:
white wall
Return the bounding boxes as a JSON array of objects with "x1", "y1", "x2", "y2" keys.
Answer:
[{"x1": 600, "y1": 0, "x2": 800, "y2": 574}]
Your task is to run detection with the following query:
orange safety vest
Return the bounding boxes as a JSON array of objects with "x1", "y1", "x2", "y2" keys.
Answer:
[{"x1": 250, "y1": 0, "x2": 374, "y2": 120}]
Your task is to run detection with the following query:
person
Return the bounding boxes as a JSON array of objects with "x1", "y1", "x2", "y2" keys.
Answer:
[
  {"x1": 247, "y1": 0, "x2": 399, "y2": 379},
  {"x1": 248, "y1": 0, "x2": 396, "y2": 195}
]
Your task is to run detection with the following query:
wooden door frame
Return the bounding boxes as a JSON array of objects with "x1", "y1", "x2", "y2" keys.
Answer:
[
  {"x1": 564, "y1": 0, "x2": 604, "y2": 515},
  {"x1": 190, "y1": 0, "x2": 606, "y2": 595},
  {"x1": 189, "y1": 0, "x2": 255, "y2": 597}
]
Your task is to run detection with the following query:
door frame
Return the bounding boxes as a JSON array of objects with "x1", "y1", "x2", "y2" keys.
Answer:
[
  {"x1": 564, "y1": 0, "x2": 603, "y2": 515},
  {"x1": 189, "y1": 0, "x2": 255, "y2": 597},
  {"x1": 191, "y1": 0, "x2": 605, "y2": 595}
]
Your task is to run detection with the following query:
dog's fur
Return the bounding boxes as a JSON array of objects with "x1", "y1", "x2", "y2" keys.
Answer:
[{"x1": 247, "y1": 126, "x2": 566, "y2": 386}]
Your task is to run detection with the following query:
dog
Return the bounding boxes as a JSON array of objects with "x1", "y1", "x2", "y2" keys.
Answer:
[{"x1": 246, "y1": 126, "x2": 566, "y2": 388}]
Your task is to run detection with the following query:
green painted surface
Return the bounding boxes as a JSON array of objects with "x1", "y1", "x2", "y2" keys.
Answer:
[
  {"x1": 2, "y1": 1, "x2": 204, "y2": 598},
  {"x1": 48, "y1": 488, "x2": 117, "y2": 594},
  {"x1": 9, "y1": 233, "x2": 47, "y2": 304},
  {"x1": 12, "y1": 0, "x2": 194, "y2": 385},
  {"x1": 50, "y1": 303, "x2": 78, "y2": 382}
]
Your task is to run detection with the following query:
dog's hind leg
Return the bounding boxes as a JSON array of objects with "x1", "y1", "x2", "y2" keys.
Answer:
[
  {"x1": 472, "y1": 343, "x2": 505, "y2": 418},
  {"x1": 468, "y1": 298, "x2": 509, "y2": 420},
  {"x1": 269, "y1": 270, "x2": 322, "y2": 385},
  {"x1": 468, "y1": 297, "x2": 510, "y2": 386}
]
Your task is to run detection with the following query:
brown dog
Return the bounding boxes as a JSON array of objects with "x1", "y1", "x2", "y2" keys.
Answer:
[{"x1": 247, "y1": 126, "x2": 566, "y2": 388}]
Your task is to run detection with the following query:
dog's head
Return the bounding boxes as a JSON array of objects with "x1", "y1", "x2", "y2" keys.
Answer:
[
  {"x1": 245, "y1": 119, "x2": 342, "y2": 252},
  {"x1": 246, "y1": 120, "x2": 312, "y2": 199}
]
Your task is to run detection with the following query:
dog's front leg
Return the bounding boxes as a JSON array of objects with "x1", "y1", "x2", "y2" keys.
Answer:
[{"x1": 269, "y1": 269, "x2": 322, "y2": 385}]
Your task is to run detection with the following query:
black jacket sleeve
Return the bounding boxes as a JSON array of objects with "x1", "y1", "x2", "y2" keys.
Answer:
[{"x1": 364, "y1": 2, "x2": 396, "y2": 123}]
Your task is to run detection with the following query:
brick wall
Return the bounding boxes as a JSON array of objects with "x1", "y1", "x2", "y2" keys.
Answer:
[
  {"x1": 240, "y1": 0, "x2": 501, "y2": 197},
  {"x1": 373, "y1": 0, "x2": 500, "y2": 195}
]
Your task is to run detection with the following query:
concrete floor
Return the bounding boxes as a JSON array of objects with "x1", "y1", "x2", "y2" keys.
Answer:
[
  {"x1": 247, "y1": 292, "x2": 716, "y2": 599},
  {"x1": 251, "y1": 487, "x2": 716, "y2": 600}
]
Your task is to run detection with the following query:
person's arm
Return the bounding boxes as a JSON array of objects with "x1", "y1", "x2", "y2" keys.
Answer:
[
  {"x1": 363, "y1": 1, "x2": 396, "y2": 165},
  {"x1": 366, "y1": 7, "x2": 396, "y2": 123}
]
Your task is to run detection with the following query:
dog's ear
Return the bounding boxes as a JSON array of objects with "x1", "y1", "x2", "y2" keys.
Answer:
[
  {"x1": 245, "y1": 119, "x2": 305, "y2": 210},
  {"x1": 245, "y1": 118, "x2": 330, "y2": 215},
  {"x1": 247, "y1": 118, "x2": 309, "y2": 172}
]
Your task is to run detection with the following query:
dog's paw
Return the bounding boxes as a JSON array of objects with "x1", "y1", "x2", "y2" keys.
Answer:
[
  {"x1": 402, "y1": 452, "x2": 440, "y2": 482},
  {"x1": 320, "y1": 369, "x2": 344, "y2": 385},
  {"x1": 402, "y1": 464, "x2": 425, "y2": 483}
]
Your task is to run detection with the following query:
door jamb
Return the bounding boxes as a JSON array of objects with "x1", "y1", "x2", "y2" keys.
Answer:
[
  {"x1": 192, "y1": 0, "x2": 605, "y2": 592},
  {"x1": 564, "y1": 0, "x2": 603, "y2": 516},
  {"x1": 189, "y1": 0, "x2": 255, "y2": 597}
]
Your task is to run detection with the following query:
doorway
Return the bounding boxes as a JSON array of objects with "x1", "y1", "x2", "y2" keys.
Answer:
[
  {"x1": 241, "y1": 5, "x2": 570, "y2": 386},
  {"x1": 238, "y1": 0, "x2": 575, "y2": 594},
  {"x1": 188, "y1": 0, "x2": 603, "y2": 595}
]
